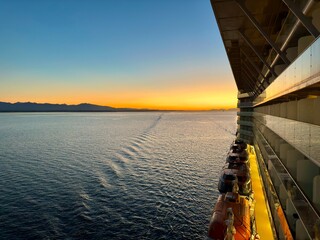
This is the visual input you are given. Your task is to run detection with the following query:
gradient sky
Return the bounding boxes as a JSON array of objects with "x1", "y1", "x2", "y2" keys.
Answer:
[{"x1": 0, "y1": 0, "x2": 237, "y2": 110}]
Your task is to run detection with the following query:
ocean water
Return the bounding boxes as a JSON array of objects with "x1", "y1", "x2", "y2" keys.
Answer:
[{"x1": 0, "y1": 111, "x2": 237, "y2": 240}]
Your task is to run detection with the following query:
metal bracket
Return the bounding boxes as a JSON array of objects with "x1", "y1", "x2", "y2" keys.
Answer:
[
  {"x1": 240, "y1": 48, "x2": 267, "y2": 83},
  {"x1": 238, "y1": 31, "x2": 277, "y2": 78},
  {"x1": 242, "y1": 60, "x2": 267, "y2": 95},
  {"x1": 235, "y1": 0, "x2": 290, "y2": 65},
  {"x1": 282, "y1": 0, "x2": 319, "y2": 38},
  {"x1": 241, "y1": 65, "x2": 260, "y2": 92}
]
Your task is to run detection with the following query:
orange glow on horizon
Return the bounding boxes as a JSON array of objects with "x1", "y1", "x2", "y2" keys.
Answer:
[
  {"x1": 1, "y1": 89, "x2": 237, "y2": 111},
  {"x1": 105, "y1": 90, "x2": 237, "y2": 110},
  {"x1": 1, "y1": 74, "x2": 237, "y2": 111}
]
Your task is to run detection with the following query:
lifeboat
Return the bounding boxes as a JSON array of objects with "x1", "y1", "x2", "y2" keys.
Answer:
[
  {"x1": 218, "y1": 168, "x2": 252, "y2": 196},
  {"x1": 208, "y1": 191, "x2": 251, "y2": 240},
  {"x1": 226, "y1": 152, "x2": 248, "y2": 164},
  {"x1": 228, "y1": 147, "x2": 248, "y2": 161},
  {"x1": 230, "y1": 143, "x2": 243, "y2": 151},
  {"x1": 223, "y1": 162, "x2": 249, "y2": 172},
  {"x1": 234, "y1": 139, "x2": 247, "y2": 150}
]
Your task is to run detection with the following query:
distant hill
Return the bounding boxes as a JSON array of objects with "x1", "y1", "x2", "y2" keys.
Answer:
[{"x1": 0, "y1": 102, "x2": 155, "y2": 112}]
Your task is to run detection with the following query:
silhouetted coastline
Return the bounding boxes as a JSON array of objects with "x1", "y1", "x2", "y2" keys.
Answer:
[
  {"x1": 0, "y1": 102, "x2": 157, "y2": 112},
  {"x1": 0, "y1": 102, "x2": 237, "y2": 112}
]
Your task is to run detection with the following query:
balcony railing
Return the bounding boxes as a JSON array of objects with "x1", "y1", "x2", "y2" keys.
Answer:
[
  {"x1": 237, "y1": 102, "x2": 253, "y2": 108},
  {"x1": 237, "y1": 120, "x2": 253, "y2": 127},
  {"x1": 254, "y1": 127, "x2": 320, "y2": 239},
  {"x1": 254, "y1": 36, "x2": 320, "y2": 106},
  {"x1": 237, "y1": 111, "x2": 253, "y2": 117},
  {"x1": 253, "y1": 113, "x2": 320, "y2": 166}
]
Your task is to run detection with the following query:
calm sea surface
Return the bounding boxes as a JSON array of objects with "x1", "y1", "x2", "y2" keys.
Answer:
[{"x1": 0, "y1": 111, "x2": 236, "y2": 239}]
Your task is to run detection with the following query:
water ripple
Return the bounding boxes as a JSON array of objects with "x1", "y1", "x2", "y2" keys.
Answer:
[{"x1": 0, "y1": 111, "x2": 237, "y2": 239}]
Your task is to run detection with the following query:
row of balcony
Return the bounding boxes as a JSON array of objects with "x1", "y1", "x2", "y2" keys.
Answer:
[
  {"x1": 254, "y1": 36, "x2": 320, "y2": 106},
  {"x1": 237, "y1": 101, "x2": 253, "y2": 108},
  {"x1": 254, "y1": 126, "x2": 320, "y2": 240},
  {"x1": 255, "y1": 97, "x2": 320, "y2": 126},
  {"x1": 254, "y1": 113, "x2": 320, "y2": 166}
]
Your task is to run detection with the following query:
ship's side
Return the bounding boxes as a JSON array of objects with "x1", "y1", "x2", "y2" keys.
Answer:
[{"x1": 210, "y1": 0, "x2": 320, "y2": 239}]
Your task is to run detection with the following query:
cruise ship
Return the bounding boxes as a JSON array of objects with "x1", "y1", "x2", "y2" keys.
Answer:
[{"x1": 210, "y1": 0, "x2": 320, "y2": 239}]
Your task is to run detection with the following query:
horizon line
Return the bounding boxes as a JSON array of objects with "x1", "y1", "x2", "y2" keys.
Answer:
[{"x1": 0, "y1": 101, "x2": 238, "y2": 112}]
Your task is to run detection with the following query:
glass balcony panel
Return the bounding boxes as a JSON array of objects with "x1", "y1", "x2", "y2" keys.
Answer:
[
  {"x1": 295, "y1": 123, "x2": 310, "y2": 156},
  {"x1": 311, "y1": 127, "x2": 320, "y2": 159},
  {"x1": 254, "y1": 37, "x2": 320, "y2": 106},
  {"x1": 254, "y1": 127, "x2": 320, "y2": 239},
  {"x1": 286, "y1": 64, "x2": 294, "y2": 92},
  {"x1": 254, "y1": 113, "x2": 320, "y2": 166},
  {"x1": 285, "y1": 120, "x2": 295, "y2": 143},
  {"x1": 294, "y1": 58, "x2": 301, "y2": 88},
  {"x1": 300, "y1": 48, "x2": 311, "y2": 81},
  {"x1": 311, "y1": 40, "x2": 320, "y2": 76}
]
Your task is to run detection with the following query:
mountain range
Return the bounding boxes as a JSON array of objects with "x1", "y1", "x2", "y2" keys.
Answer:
[{"x1": 0, "y1": 102, "x2": 154, "y2": 112}]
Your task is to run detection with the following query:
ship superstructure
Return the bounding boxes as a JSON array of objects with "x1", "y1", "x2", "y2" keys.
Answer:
[{"x1": 211, "y1": 0, "x2": 320, "y2": 239}]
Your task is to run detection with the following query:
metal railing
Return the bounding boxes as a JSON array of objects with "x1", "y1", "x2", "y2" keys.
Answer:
[{"x1": 254, "y1": 124, "x2": 320, "y2": 239}]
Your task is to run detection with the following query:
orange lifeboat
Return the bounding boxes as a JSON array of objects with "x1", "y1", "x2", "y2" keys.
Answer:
[{"x1": 208, "y1": 192, "x2": 251, "y2": 240}]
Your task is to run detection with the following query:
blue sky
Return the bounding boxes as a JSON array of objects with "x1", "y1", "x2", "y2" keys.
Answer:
[{"x1": 0, "y1": 0, "x2": 236, "y2": 110}]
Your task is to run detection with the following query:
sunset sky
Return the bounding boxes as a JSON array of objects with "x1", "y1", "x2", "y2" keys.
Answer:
[{"x1": 0, "y1": 0, "x2": 237, "y2": 110}]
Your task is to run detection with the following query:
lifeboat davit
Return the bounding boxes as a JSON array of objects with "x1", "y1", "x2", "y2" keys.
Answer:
[{"x1": 208, "y1": 192, "x2": 251, "y2": 240}]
